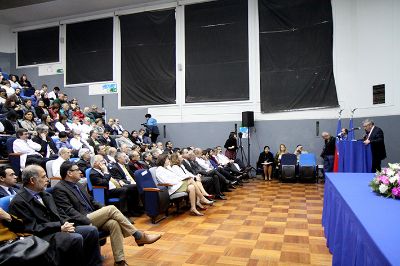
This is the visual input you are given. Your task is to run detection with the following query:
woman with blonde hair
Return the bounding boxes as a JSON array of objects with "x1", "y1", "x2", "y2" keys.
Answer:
[{"x1": 274, "y1": 143, "x2": 288, "y2": 167}]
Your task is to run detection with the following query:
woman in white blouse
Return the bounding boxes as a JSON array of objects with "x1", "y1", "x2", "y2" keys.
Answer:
[
  {"x1": 155, "y1": 154, "x2": 213, "y2": 216},
  {"x1": 169, "y1": 152, "x2": 213, "y2": 209}
]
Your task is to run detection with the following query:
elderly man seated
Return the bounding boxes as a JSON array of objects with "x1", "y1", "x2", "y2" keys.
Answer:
[{"x1": 53, "y1": 161, "x2": 161, "y2": 266}]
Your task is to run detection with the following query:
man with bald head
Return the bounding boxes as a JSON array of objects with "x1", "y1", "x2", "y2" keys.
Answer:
[
  {"x1": 8, "y1": 165, "x2": 102, "y2": 266},
  {"x1": 321, "y1": 131, "x2": 336, "y2": 173}
]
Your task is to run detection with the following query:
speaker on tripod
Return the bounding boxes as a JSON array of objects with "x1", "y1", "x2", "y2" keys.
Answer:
[{"x1": 241, "y1": 111, "x2": 254, "y2": 168}]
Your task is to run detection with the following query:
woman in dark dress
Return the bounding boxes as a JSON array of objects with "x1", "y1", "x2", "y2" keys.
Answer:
[
  {"x1": 224, "y1": 132, "x2": 238, "y2": 160},
  {"x1": 257, "y1": 146, "x2": 274, "y2": 181}
]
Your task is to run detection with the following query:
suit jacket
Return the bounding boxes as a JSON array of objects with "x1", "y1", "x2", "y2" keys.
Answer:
[
  {"x1": 89, "y1": 168, "x2": 111, "y2": 187},
  {"x1": 182, "y1": 159, "x2": 198, "y2": 175},
  {"x1": 367, "y1": 126, "x2": 387, "y2": 160},
  {"x1": 8, "y1": 187, "x2": 67, "y2": 237},
  {"x1": 98, "y1": 135, "x2": 117, "y2": 148},
  {"x1": 128, "y1": 160, "x2": 147, "y2": 173},
  {"x1": 77, "y1": 159, "x2": 91, "y2": 174},
  {"x1": 0, "y1": 185, "x2": 19, "y2": 198},
  {"x1": 52, "y1": 180, "x2": 103, "y2": 226},
  {"x1": 32, "y1": 135, "x2": 58, "y2": 157},
  {"x1": 110, "y1": 163, "x2": 135, "y2": 183},
  {"x1": 104, "y1": 124, "x2": 118, "y2": 135}
]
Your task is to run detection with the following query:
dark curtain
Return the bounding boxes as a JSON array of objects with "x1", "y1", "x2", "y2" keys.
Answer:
[
  {"x1": 18, "y1": 27, "x2": 59, "y2": 66},
  {"x1": 66, "y1": 18, "x2": 113, "y2": 85},
  {"x1": 259, "y1": 0, "x2": 338, "y2": 113},
  {"x1": 120, "y1": 10, "x2": 176, "y2": 106},
  {"x1": 185, "y1": 0, "x2": 249, "y2": 103}
]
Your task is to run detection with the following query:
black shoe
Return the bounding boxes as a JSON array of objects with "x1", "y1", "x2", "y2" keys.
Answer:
[
  {"x1": 224, "y1": 188, "x2": 233, "y2": 192},
  {"x1": 216, "y1": 195, "x2": 227, "y2": 200}
]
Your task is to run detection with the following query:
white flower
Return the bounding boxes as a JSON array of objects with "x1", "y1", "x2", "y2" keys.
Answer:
[
  {"x1": 389, "y1": 163, "x2": 400, "y2": 170},
  {"x1": 379, "y1": 184, "x2": 389, "y2": 194},
  {"x1": 389, "y1": 176, "x2": 398, "y2": 184},
  {"x1": 386, "y1": 169, "x2": 395, "y2": 177}
]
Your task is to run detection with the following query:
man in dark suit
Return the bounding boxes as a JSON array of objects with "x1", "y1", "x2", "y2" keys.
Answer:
[
  {"x1": 321, "y1": 132, "x2": 336, "y2": 173},
  {"x1": 0, "y1": 167, "x2": 19, "y2": 198},
  {"x1": 181, "y1": 149, "x2": 226, "y2": 200},
  {"x1": 127, "y1": 150, "x2": 148, "y2": 172},
  {"x1": 363, "y1": 119, "x2": 387, "y2": 172},
  {"x1": 90, "y1": 154, "x2": 140, "y2": 216},
  {"x1": 87, "y1": 130, "x2": 100, "y2": 151},
  {"x1": 109, "y1": 152, "x2": 142, "y2": 216},
  {"x1": 53, "y1": 161, "x2": 161, "y2": 266},
  {"x1": 77, "y1": 148, "x2": 92, "y2": 174},
  {"x1": 8, "y1": 164, "x2": 102, "y2": 266},
  {"x1": 98, "y1": 129, "x2": 117, "y2": 148}
]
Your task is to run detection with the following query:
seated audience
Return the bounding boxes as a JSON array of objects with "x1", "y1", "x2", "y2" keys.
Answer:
[
  {"x1": 87, "y1": 130, "x2": 100, "y2": 150},
  {"x1": 80, "y1": 117, "x2": 93, "y2": 139},
  {"x1": 19, "y1": 111, "x2": 37, "y2": 134},
  {"x1": 142, "y1": 151, "x2": 155, "y2": 168},
  {"x1": 21, "y1": 99, "x2": 36, "y2": 117},
  {"x1": 52, "y1": 148, "x2": 72, "y2": 178},
  {"x1": 114, "y1": 118, "x2": 124, "y2": 135},
  {"x1": 89, "y1": 155, "x2": 140, "y2": 217},
  {"x1": 77, "y1": 148, "x2": 92, "y2": 174},
  {"x1": 164, "y1": 141, "x2": 173, "y2": 154},
  {"x1": 274, "y1": 143, "x2": 288, "y2": 167},
  {"x1": 107, "y1": 147, "x2": 118, "y2": 163},
  {"x1": 55, "y1": 115, "x2": 70, "y2": 133},
  {"x1": 70, "y1": 129, "x2": 93, "y2": 153},
  {"x1": 53, "y1": 161, "x2": 161, "y2": 266},
  {"x1": 156, "y1": 154, "x2": 209, "y2": 216},
  {"x1": 257, "y1": 146, "x2": 274, "y2": 181},
  {"x1": 117, "y1": 130, "x2": 134, "y2": 149},
  {"x1": 69, "y1": 116, "x2": 82, "y2": 133},
  {"x1": 13, "y1": 128, "x2": 44, "y2": 169},
  {"x1": 0, "y1": 167, "x2": 19, "y2": 198},
  {"x1": 40, "y1": 114, "x2": 56, "y2": 136},
  {"x1": 93, "y1": 118, "x2": 105, "y2": 135},
  {"x1": 35, "y1": 99, "x2": 49, "y2": 119},
  {"x1": 98, "y1": 129, "x2": 117, "y2": 148},
  {"x1": 105, "y1": 118, "x2": 118, "y2": 135},
  {"x1": 170, "y1": 152, "x2": 214, "y2": 206},
  {"x1": 127, "y1": 151, "x2": 147, "y2": 172},
  {"x1": 72, "y1": 106, "x2": 85, "y2": 121},
  {"x1": 294, "y1": 144, "x2": 308, "y2": 161},
  {"x1": 138, "y1": 128, "x2": 151, "y2": 145},
  {"x1": 31, "y1": 124, "x2": 58, "y2": 158},
  {"x1": 8, "y1": 165, "x2": 102, "y2": 266},
  {"x1": 55, "y1": 131, "x2": 73, "y2": 150}
]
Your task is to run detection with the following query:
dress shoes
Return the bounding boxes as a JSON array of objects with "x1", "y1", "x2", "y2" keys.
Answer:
[
  {"x1": 115, "y1": 260, "x2": 129, "y2": 266},
  {"x1": 216, "y1": 194, "x2": 227, "y2": 200},
  {"x1": 135, "y1": 232, "x2": 162, "y2": 246}
]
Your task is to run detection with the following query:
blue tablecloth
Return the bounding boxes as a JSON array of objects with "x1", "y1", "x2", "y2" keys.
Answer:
[
  {"x1": 337, "y1": 140, "x2": 372, "y2": 172},
  {"x1": 322, "y1": 173, "x2": 400, "y2": 266}
]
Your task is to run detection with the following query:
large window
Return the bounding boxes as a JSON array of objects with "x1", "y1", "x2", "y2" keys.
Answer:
[
  {"x1": 185, "y1": 0, "x2": 249, "y2": 103},
  {"x1": 259, "y1": 0, "x2": 338, "y2": 113},
  {"x1": 120, "y1": 9, "x2": 176, "y2": 106},
  {"x1": 66, "y1": 18, "x2": 113, "y2": 85},
  {"x1": 18, "y1": 26, "x2": 59, "y2": 66}
]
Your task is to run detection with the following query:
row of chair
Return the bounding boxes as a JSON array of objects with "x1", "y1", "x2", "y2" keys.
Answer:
[{"x1": 280, "y1": 153, "x2": 317, "y2": 181}]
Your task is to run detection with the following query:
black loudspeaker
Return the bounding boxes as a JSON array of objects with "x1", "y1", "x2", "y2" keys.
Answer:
[{"x1": 242, "y1": 111, "x2": 254, "y2": 127}]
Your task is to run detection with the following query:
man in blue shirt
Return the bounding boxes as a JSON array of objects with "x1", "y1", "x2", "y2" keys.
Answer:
[{"x1": 143, "y1": 114, "x2": 160, "y2": 143}]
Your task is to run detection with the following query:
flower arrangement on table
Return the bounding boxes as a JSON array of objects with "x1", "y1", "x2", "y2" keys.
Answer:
[{"x1": 369, "y1": 163, "x2": 400, "y2": 199}]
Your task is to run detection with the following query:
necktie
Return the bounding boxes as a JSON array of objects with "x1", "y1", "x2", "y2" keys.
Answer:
[
  {"x1": 123, "y1": 165, "x2": 135, "y2": 184},
  {"x1": 73, "y1": 185, "x2": 93, "y2": 212},
  {"x1": 8, "y1": 187, "x2": 15, "y2": 195},
  {"x1": 34, "y1": 193, "x2": 45, "y2": 206}
]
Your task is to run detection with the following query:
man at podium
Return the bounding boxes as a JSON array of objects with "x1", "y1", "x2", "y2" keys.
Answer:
[{"x1": 362, "y1": 119, "x2": 386, "y2": 172}]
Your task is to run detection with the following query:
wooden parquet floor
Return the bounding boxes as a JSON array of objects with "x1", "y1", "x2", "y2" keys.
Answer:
[{"x1": 101, "y1": 178, "x2": 332, "y2": 265}]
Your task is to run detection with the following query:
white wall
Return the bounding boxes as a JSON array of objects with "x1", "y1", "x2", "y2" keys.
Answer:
[
  {"x1": 4, "y1": 0, "x2": 400, "y2": 123},
  {"x1": 0, "y1": 24, "x2": 15, "y2": 53}
]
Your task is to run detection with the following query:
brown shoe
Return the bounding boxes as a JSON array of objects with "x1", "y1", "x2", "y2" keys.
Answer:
[
  {"x1": 135, "y1": 232, "x2": 161, "y2": 246},
  {"x1": 114, "y1": 260, "x2": 128, "y2": 266}
]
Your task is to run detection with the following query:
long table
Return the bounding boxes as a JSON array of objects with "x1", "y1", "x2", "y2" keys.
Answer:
[{"x1": 322, "y1": 173, "x2": 400, "y2": 266}]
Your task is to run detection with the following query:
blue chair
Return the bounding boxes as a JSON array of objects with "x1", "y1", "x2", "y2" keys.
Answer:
[
  {"x1": 6, "y1": 137, "x2": 21, "y2": 177},
  {"x1": 280, "y1": 154, "x2": 298, "y2": 181},
  {"x1": 299, "y1": 153, "x2": 317, "y2": 181},
  {"x1": 134, "y1": 168, "x2": 170, "y2": 224},
  {"x1": 85, "y1": 168, "x2": 120, "y2": 205},
  {"x1": 0, "y1": 195, "x2": 14, "y2": 212}
]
